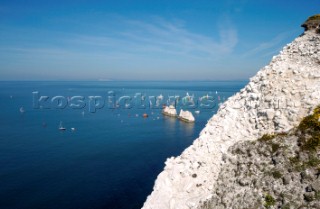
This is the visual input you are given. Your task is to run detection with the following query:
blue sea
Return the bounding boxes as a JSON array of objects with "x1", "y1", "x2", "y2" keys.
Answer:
[{"x1": 0, "y1": 81, "x2": 246, "y2": 209}]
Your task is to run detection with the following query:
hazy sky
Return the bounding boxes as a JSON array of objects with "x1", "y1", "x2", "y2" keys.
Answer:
[{"x1": 0, "y1": 0, "x2": 319, "y2": 81}]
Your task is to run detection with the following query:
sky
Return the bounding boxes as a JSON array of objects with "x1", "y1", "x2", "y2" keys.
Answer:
[{"x1": 0, "y1": 0, "x2": 319, "y2": 81}]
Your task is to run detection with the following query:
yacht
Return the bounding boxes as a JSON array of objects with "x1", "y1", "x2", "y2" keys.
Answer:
[{"x1": 59, "y1": 121, "x2": 66, "y2": 131}]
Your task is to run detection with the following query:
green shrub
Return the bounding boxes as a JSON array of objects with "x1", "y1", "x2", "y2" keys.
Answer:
[
  {"x1": 281, "y1": 204, "x2": 290, "y2": 209},
  {"x1": 272, "y1": 170, "x2": 282, "y2": 179},
  {"x1": 307, "y1": 156, "x2": 320, "y2": 167},
  {"x1": 259, "y1": 134, "x2": 275, "y2": 142},
  {"x1": 264, "y1": 194, "x2": 276, "y2": 208},
  {"x1": 271, "y1": 143, "x2": 280, "y2": 153},
  {"x1": 289, "y1": 156, "x2": 299, "y2": 164},
  {"x1": 297, "y1": 106, "x2": 320, "y2": 151},
  {"x1": 307, "y1": 14, "x2": 320, "y2": 21},
  {"x1": 302, "y1": 135, "x2": 320, "y2": 151},
  {"x1": 298, "y1": 115, "x2": 320, "y2": 133}
]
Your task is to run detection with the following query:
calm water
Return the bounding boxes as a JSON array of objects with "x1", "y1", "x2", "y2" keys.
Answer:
[{"x1": 0, "y1": 81, "x2": 246, "y2": 209}]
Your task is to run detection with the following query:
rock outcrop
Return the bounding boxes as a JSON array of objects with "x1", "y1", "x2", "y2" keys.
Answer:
[
  {"x1": 142, "y1": 17, "x2": 320, "y2": 209},
  {"x1": 302, "y1": 14, "x2": 320, "y2": 33},
  {"x1": 179, "y1": 110, "x2": 195, "y2": 123},
  {"x1": 163, "y1": 105, "x2": 178, "y2": 117}
]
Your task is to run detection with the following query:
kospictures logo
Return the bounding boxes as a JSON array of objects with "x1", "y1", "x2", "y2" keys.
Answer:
[{"x1": 32, "y1": 91, "x2": 220, "y2": 113}]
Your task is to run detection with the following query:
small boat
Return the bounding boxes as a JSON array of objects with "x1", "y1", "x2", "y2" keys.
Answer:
[
  {"x1": 143, "y1": 113, "x2": 148, "y2": 118},
  {"x1": 19, "y1": 107, "x2": 25, "y2": 113},
  {"x1": 71, "y1": 127, "x2": 75, "y2": 131},
  {"x1": 195, "y1": 110, "x2": 200, "y2": 114},
  {"x1": 59, "y1": 121, "x2": 66, "y2": 131}
]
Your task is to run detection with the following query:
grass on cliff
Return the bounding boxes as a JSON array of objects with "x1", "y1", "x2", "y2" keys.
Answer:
[
  {"x1": 307, "y1": 14, "x2": 320, "y2": 21},
  {"x1": 258, "y1": 132, "x2": 288, "y2": 143},
  {"x1": 258, "y1": 134, "x2": 276, "y2": 142},
  {"x1": 199, "y1": 107, "x2": 320, "y2": 209},
  {"x1": 258, "y1": 106, "x2": 320, "y2": 152},
  {"x1": 256, "y1": 107, "x2": 320, "y2": 173},
  {"x1": 257, "y1": 133, "x2": 285, "y2": 155},
  {"x1": 287, "y1": 106, "x2": 320, "y2": 171},
  {"x1": 264, "y1": 194, "x2": 276, "y2": 208},
  {"x1": 298, "y1": 106, "x2": 320, "y2": 151}
]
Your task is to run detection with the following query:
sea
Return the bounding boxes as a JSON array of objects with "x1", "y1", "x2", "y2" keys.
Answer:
[{"x1": 0, "y1": 81, "x2": 247, "y2": 209}]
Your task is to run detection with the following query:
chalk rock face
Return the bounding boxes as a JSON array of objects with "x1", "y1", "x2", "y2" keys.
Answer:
[
  {"x1": 179, "y1": 110, "x2": 195, "y2": 122},
  {"x1": 206, "y1": 118, "x2": 320, "y2": 209},
  {"x1": 142, "y1": 30, "x2": 320, "y2": 209},
  {"x1": 163, "y1": 105, "x2": 177, "y2": 117}
]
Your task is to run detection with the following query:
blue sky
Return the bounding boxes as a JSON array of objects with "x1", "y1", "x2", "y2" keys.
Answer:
[{"x1": 0, "y1": 0, "x2": 319, "y2": 81}]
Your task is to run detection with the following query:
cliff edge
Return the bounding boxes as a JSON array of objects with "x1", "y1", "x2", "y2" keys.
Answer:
[{"x1": 142, "y1": 15, "x2": 320, "y2": 209}]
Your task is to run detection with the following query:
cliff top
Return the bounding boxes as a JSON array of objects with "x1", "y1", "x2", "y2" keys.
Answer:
[{"x1": 302, "y1": 14, "x2": 320, "y2": 32}]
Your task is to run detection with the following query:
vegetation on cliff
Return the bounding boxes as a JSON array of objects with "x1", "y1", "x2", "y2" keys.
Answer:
[
  {"x1": 201, "y1": 106, "x2": 320, "y2": 209},
  {"x1": 302, "y1": 14, "x2": 320, "y2": 32}
]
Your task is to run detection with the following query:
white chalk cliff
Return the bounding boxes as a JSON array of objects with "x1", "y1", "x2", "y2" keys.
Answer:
[{"x1": 142, "y1": 27, "x2": 320, "y2": 209}]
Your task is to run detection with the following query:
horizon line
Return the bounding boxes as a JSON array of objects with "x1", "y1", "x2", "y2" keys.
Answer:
[{"x1": 0, "y1": 79, "x2": 249, "y2": 82}]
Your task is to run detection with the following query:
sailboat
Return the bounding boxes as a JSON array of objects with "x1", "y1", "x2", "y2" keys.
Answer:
[
  {"x1": 59, "y1": 121, "x2": 66, "y2": 131},
  {"x1": 19, "y1": 107, "x2": 25, "y2": 113}
]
